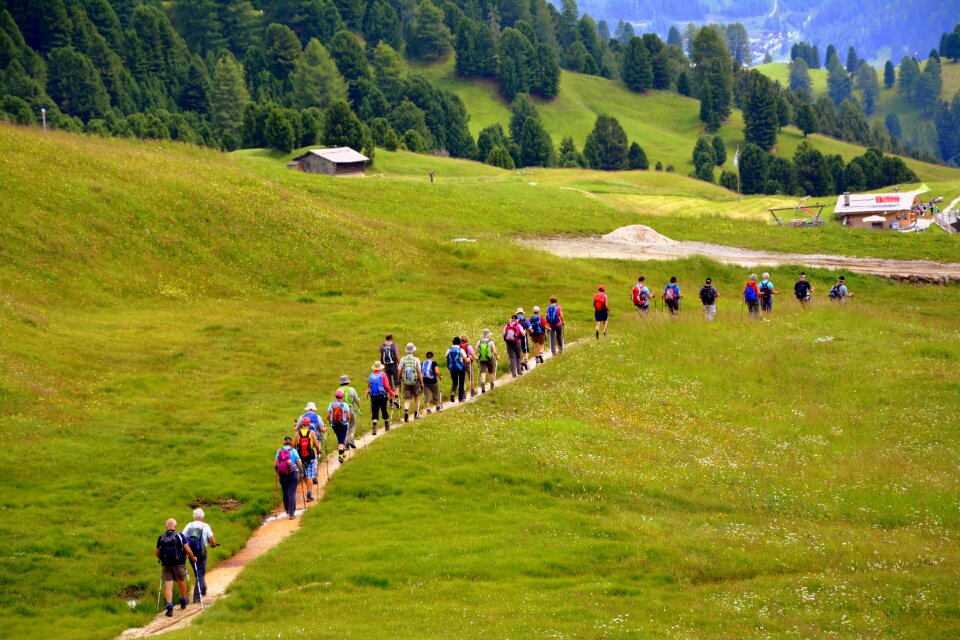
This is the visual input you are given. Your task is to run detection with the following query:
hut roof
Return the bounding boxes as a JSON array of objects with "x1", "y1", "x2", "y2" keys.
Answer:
[
  {"x1": 833, "y1": 189, "x2": 925, "y2": 216},
  {"x1": 296, "y1": 147, "x2": 369, "y2": 164}
]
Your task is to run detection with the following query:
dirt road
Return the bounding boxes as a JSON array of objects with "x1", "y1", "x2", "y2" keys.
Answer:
[{"x1": 522, "y1": 225, "x2": 960, "y2": 283}]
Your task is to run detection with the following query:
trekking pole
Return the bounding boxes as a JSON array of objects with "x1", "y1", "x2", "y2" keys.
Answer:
[
  {"x1": 274, "y1": 474, "x2": 279, "y2": 517},
  {"x1": 192, "y1": 560, "x2": 204, "y2": 611},
  {"x1": 156, "y1": 577, "x2": 163, "y2": 612},
  {"x1": 323, "y1": 434, "x2": 330, "y2": 480}
]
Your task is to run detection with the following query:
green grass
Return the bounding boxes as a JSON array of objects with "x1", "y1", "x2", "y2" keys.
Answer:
[
  {"x1": 2, "y1": 123, "x2": 960, "y2": 640},
  {"x1": 755, "y1": 61, "x2": 829, "y2": 96}
]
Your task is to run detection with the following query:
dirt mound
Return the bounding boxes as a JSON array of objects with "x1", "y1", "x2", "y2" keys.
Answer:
[{"x1": 601, "y1": 225, "x2": 675, "y2": 245}]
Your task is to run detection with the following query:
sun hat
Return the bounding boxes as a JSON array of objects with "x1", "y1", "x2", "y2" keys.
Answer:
[
  {"x1": 482, "y1": 328, "x2": 491, "y2": 337},
  {"x1": 339, "y1": 374, "x2": 350, "y2": 385},
  {"x1": 405, "y1": 342, "x2": 416, "y2": 353},
  {"x1": 372, "y1": 361, "x2": 384, "y2": 371},
  {"x1": 335, "y1": 389, "x2": 345, "y2": 399},
  {"x1": 516, "y1": 307, "x2": 524, "y2": 314},
  {"x1": 533, "y1": 305, "x2": 540, "y2": 313},
  {"x1": 304, "y1": 402, "x2": 318, "y2": 411}
]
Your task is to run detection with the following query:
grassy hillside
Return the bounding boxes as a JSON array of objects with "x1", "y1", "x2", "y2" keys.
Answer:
[
  {"x1": 2, "y1": 124, "x2": 960, "y2": 640},
  {"x1": 755, "y1": 61, "x2": 829, "y2": 95}
]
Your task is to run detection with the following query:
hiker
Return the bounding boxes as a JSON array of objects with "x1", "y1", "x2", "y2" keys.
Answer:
[
  {"x1": 794, "y1": 272, "x2": 814, "y2": 306},
  {"x1": 379, "y1": 334, "x2": 401, "y2": 406},
  {"x1": 421, "y1": 351, "x2": 443, "y2": 413},
  {"x1": 336, "y1": 375, "x2": 362, "y2": 449},
  {"x1": 327, "y1": 390, "x2": 352, "y2": 463},
  {"x1": 446, "y1": 337, "x2": 468, "y2": 402},
  {"x1": 545, "y1": 296, "x2": 564, "y2": 355},
  {"x1": 828, "y1": 275, "x2": 853, "y2": 304},
  {"x1": 476, "y1": 328, "x2": 499, "y2": 391},
  {"x1": 592, "y1": 286, "x2": 609, "y2": 338},
  {"x1": 428, "y1": 169, "x2": 435, "y2": 183},
  {"x1": 528, "y1": 307, "x2": 547, "y2": 364},
  {"x1": 297, "y1": 402, "x2": 324, "y2": 436},
  {"x1": 503, "y1": 315, "x2": 525, "y2": 377},
  {"x1": 156, "y1": 518, "x2": 199, "y2": 617},
  {"x1": 759, "y1": 272, "x2": 778, "y2": 315},
  {"x1": 367, "y1": 361, "x2": 395, "y2": 435},
  {"x1": 743, "y1": 274, "x2": 761, "y2": 318},
  {"x1": 460, "y1": 335, "x2": 478, "y2": 397},
  {"x1": 515, "y1": 308, "x2": 531, "y2": 370},
  {"x1": 294, "y1": 416, "x2": 321, "y2": 501},
  {"x1": 399, "y1": 343, "x2": 423, "y2": 422},
  {"x1": 662, "y1": 277, "x2": 682, "y2": 315},
  {"x1": 183, "y1": 509, "x2": 218, "y2": 604},
  {"x1": 274, "y1": 436, "x2": 304, "y2": 519},
  {"x1": 632, "y1": 276, "x2": 652, "y2": 313},
  {"x1": 699, "y1": 278, "x2": 719, "y2": 321}
]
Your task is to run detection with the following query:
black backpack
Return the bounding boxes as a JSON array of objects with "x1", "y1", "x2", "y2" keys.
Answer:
[
  {"x1": 158, "y1": 531, "x2": 186, "y2": 566},
  {"x1": 699, "y1": 285, "x2": 716, "y2": 305}
]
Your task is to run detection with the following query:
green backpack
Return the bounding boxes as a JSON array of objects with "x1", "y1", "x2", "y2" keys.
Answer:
[
  {"x1": 477, "y1": 338, "x2": 493, "y2": 362},
  {"x1": 401, "y1": 356, "x2": 419, "y2": 386}
]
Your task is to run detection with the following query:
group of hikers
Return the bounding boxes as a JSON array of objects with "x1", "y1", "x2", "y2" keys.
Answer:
[
  {"x1": 596, "y1": 271, "x2": 854, "y2": 325},
  {"x1": 153, "y1": 270, "x2": 854, "y2": 619}
]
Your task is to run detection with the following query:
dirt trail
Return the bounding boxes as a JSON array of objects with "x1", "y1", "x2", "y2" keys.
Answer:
[
  {"x1": 522, "y1": 225, "x2": 960, "y2": 283},
  {"x1": 118, "y1": 341, "x2": 574, "y2": 638}
]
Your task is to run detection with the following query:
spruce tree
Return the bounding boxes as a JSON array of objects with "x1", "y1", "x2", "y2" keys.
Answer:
[
  {"x1": 323, "y1": 99, "x2": 366, "y2": 149},
  {"x1": 210, "y1": 53, "x2": 249, "y2": 143},
  {"x1": 789, "y1": 57, "x2": 811, "y2": 93},
  {"x1": 796, "y1": 103, "x2": 818, "y2": 137},
  {"x1": 884, "y1": 113, "x2": 901, "y2": 139},
  {"x1": 372, "y1": 42, "x2": 405, "y2": 102},
  {"x1": 738, "y1": 143, "x2": 766, "y2": 193},
  {"x1": 845, "y1": 46, "x2": 859, "y2": 74},
  {"x1": 533, "y1": 43, "x2": 560, "y2": 99},
  {"x1": 508, "y1": 94, "x2": 537, "y2": 142},
  {"x1": 827, "y1": 58, "x2": 851, "y2": 105},
  {"x1": 329, "y1": 30, "x2": 369, "y2": 82},
  {"x1": 857, "y1": 61, "x2": 879, "y2": 114},
  {"x1": 265, "y1": 107, "x2": 295, "y2": 152},
  {"x1": 677, "y1": 71, "x2": 691, "y2": 96},
  {"x1": 410, "y1": 0, "x2": 452, "y2": 60},
  {"x1": 621, "y1": 37, "x2": 653, "y2": 92},
  {"x1": 743, "y1": 70, "x2": 778, "y2": 150},
  {"x1": 519, "y1": 116, "x2": 553, "y2": 166},
  {"x1": 264, "y1": 23, "x2": 302, "y2": 81},
  {"x1": 698, "y1": 84, "x2": 720, "y2": 132},
  {"x1": 712, "y1": 136, "x2": 726, "y2": 165},
  {"x1": 583, "y1": 114, "x2": 628, "y2": 170},
  {"x1": 883, "y1": 60, "x2": 895, "y2": 88},
  {"x1": 291, "y1": 39, "x2": 347, "y2": 110},
  {"x1": 691, "y1": 26, "x2": 733, "y2": 125},
  {"x1": 627, "y1": 141, "x2": 648, "y2": 169}
]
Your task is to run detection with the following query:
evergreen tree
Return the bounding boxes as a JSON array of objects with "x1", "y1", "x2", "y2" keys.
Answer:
[
  {"x1": 691, "y1": 135, "x2": 715, "y2": 177},
  {"x1": 691, "y1": 26, "x2": 733, "y2": 125},
  {"x1": 563, "y1": 42, "x2": 592, "y2": 73},
  {"x1": 719, "y1": 169, "x2": 738, "y2": 191},
  {"x1": 498, "y1": 28, "x2": 534, "y2": 100},
  {"x1": 403, "y1": 129, "x2": 427, "y2": 152},
  {"x1": 557, "y1": 0, "x2": 579, "y2": 48},
  {"x1": 372, "y1": 43, "x2": 406, "y2": 102},
  {"x1": 477, "y1": 123, "x2": 507, "y2": 160},
  {"x1": 627, "y1": 141, "x2": 648, "y2": 169},
  {"x1": 333, "y1": 0, "x2": 365, "y2": 31},
  {"x1": 667, "y1": 25, "x2": 683, "y2": 48},
  {"x1": 498, "y1": 57, "x2": 521, "y2": 102},
  {"x1": 210, "y1": 53, "x2": 249, "y2": 147},
  {"x1": 677, "y1": 71, "x2": 691, "y2": 96},
  {"x1": 519, "y1": 115, "x2": 553, "y2": 166},
  {"x1": 558, "y1": 135, "x2": 584, "y2": 167},
  {"x1": 941, "y1": 29, "x2": 960, "y2": 63},
  {"x1": 789, "y1": 57, "x2": 811, "y2": 93},
  {"x1": 363, "y1": 0, "x2": 403, "y2": 51},
  {"x1": 857, "y1": 61, "x2": 879, "y2": 114},
  {"x1": 583, "y1": 114, "x2": 628, "y2": 170},
  {"x1": 824, "y1": 44, "x2": 838, "y2": 67},
  {"x1": 265, "y1": 107, "x2": 296, "y2": 152},
  {"x1": 724, "y1": 23, "x2": 750, "y2": 67},
  {"x1": 763, "y1": 50, "x2": 772, "y2": 64},
  {"x1": 291, "y1": 38, "x2": 347, "y2": 109},
  {"x1": 738, "y1": 143, "x2": 767, "y2": 193},
  {"x1": 793, "y1": 140, "x2": 832, "y2": 196},
  {"x1": 883, "y1": 59, "x2": 895, "y2": 88},
  {"x1": 329, "y1": 30, "x2": 369, "y2": 83},
  {"x1": 323, "y1": 99, "x2": 366, "y2": 149},
  {"x1": 897, "y1": 56, "x2": 919, "y2": 98},
  {"x1": 264, "y1": 23, "x2": 303, "y2": 81},
  {"x1": 597, "y1": 19, "x2": 610, "y2": 43},
  {"x1": 532, "y1": 43, "x2": 560, "y2": 99},
  {"x1": 914, "y1": 57, "x2": 942, "y2": 115},
  {"x1": 621, "y1": 37, "x2": 653, "y2": 92},
  {"x1": 178, "y1": 55, "x2": 211, "y2": 115},
  {"x1": 698, "y1": 84, "x2": 720, "y2": 132},
  {"x1": 46, "y1": 47, "x2": 109, "y2": 121},
  {"x1": 827, "y1": 58, "x2": 852, "y2": 105},
  {"x1": 390, "y1": 99, "x2": 432, "y2": 149},
  {"x1": 486, "y1": 144, "x2": 515, "y2": 168},
  {"x1": 712, "y1": 136, "x2": 726, "y2": 165},
  {"x1": 845, "y1": 46, "x2": 859, "y2": 73},
  {"x1": 796, "y1": 103, "x2": 818, "y2": 137},
  {"x1": 409, "y1": 0, "x2": 452, "y2": 60},
  {"x1": 508, "y1": 93, "x2": 537, "y2": 142},
  {"x1": 884, "y1": 113, "x2": 901, "y2": 138}
]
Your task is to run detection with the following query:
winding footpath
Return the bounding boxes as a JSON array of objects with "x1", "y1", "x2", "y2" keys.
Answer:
[{"x1": 118, "y1": 341, "x2": 576, "y2": 638}]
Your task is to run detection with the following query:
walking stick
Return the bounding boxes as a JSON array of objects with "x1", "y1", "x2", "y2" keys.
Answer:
[
  {"x1": 192, "y1": 560, "x2": 204, "y2": 611},
  {"x1": 274, "y1": 474, "x2": 279, "y2": 516},
  {"x1": 323, "y1": 433, "x2": 330, "y2": 480},
  {"x1": 156, "y1": 577, "x2": 163, "y2": 612}
]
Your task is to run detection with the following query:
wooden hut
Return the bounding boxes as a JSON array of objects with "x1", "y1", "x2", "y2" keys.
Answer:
[
  {"x1": 833, "y1": 189, "x2": 925, "y2": 229},
  {"x1": 287, "y1": 147, "x2": 368, "y2": 176}
]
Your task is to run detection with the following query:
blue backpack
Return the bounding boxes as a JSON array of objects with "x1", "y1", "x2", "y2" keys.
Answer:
[
  {"x1": 421, "y1": 360, "x2": 436, "y2": 380},
  {"x1": 744, "y1": 284, "x2": 758, "y2": 303},
  {"x1": 529, "y1": 316, "x2": 545, "y2": 335},
  {"x1": 368, "y1": 372, "x2": 386, "y2": 396},
  {"x1": 546, "y1": 304, "x2": 559, "y2": 325},
  {"x1": 446, "y1": 346, "x2": 465, "y2": 372}
]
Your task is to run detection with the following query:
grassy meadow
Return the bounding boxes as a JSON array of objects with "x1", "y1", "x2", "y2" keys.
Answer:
[{"x1": 1, "y1": 123, "x2": 960, "y2": 639}]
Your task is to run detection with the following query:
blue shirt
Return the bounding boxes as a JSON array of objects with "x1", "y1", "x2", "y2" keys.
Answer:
[
  {"x1": 760, "y1": 280, "x2": 775, "y2": 295},
  {"x1": 275, "y1": 445, "x2": 301, "y2": 464},
  {"x1": 664, "y1": 284, "x2": 681, "y2": 298},
  {"x1": 297, "y1": 411, "x2": 325, "y2": 434}
]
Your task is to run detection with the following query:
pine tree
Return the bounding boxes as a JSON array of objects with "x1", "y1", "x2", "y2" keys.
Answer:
[
  {"x1": 691, "y1": 136, "x2": 715, "y2": 175},
  {"x1": 372, "y1": 42, "x2": 405, "y2": 102},
  {"x1": 265, "y1": 107, "x2": 295, "y2": 152},
  {"x1": 796, "y1": 103, "x2": 818, "y2": 137},
  {"x1": 857, "y1": 61, "x2": 879, "y2": 115},
  {"x1": 486, "y1": 145, "x2": 515, "y2": 168},
  {"x1": 667, "y1": 25, "x2": 682, "y2": 48},
  {"x1": 827, "y1": 58, "x2": 851, "y2": 105},
  {"x1": 291, "y1": 38, "x2": 347, "y2": 109},
  {"x1": 210, "y1": 53, "x2": 249, "y2": 143},
  {"x1": 323, "y1": 99, "x2": 366, "y2": 149},
  {"x1": 883, "y1": 60, "x2": 895, "y2": 88},
  {"x1": 329, "y1": 30, "x2": 369, "y2": 83},
  {"x1": 698, "y1": 84, "x2": 720, "y2": 132},
  {"x1": 743, "y1": 70, "x2": 778, "y2": 150},
  {"x1": 519, "y1": 116, "x2": 553, "y2": 166},
  {"x1": 46, "y1": 47, "x2": 110, "y2": 121},
  {"x1": 477, "y1": 123, "x2": 507, "y2": 160},
  {"x1": 677, "y1": 71, "x2": 691, "y2": 96},
  {"x1": 558, "y1": 136, "x2": 584, "y2": 167},
  {"x1": 884, "y1": 113, "x2": 901, "y2": 138},
  {"x1": 410, "y1": 0, "x2": 452, "y2": 60},
  {"x1": 627, "y1": 141, "x2": 648, "y2": 169},
  {"x1": 363, "y1": 0, "x2": 403, "y2": 51},
  {"x1": 738, "y1": 143, "x2": 767, "y2": 193},
  {"x1": 691, "y1": 26, "x2": 733, "y2": 125},
  {"x1": 498, "y1": 28, "x2": 534, "y2": 98},
  {"x1": 789, "y1": 57, "x2": 811, "y2": 93},
  {"x1": 712, "y1": 136, "x2": 726, "y2": 165},
  {"x1": 897, "y1": 56, "x2": 920, "y2": 99},
  {"x1": 621, "y1": 37, "x2": 653, "y2": 93},
  {"x1": 793, "y1": 140, "x2": 832, "y2": 196},
  {"x1": 264, "y1": 23, "x2": 302, "y2": 81},
  {"x1": 533, "y1": 43, "x2": 560, "y2": 99},
  {"x1": 508, "y1": 94, "x2": 537, "y2": 142},
  {"x1": 583, "y1": 114, "x2": 628, "y2": 170},
  {"x1": 845, "y1": 46, "x2": 859, "y2": 74}
]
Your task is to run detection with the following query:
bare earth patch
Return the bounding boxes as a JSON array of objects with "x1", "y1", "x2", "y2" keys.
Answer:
[{"x1": 522, "y1": 225, "x2": 960, "y2": 283}]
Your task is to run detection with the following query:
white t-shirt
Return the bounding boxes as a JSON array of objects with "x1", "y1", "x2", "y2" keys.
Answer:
[{"x1": 182, "y1": 521, "x2": 214, "y2": 548}]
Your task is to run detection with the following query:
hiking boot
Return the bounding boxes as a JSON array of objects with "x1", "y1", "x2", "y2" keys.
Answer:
[
  {"x1": 307, "y1": 491, "x2": 314, "y2": 502},
  {"x1": 348, "y1": 442, "x2": 356, "y2": 449},
  {"x1": 437, "y1": 404, "x2": 442, "y2": 412},
  {"x1": 595, "y1": 330, "x2": 599, "y2": 339},
  {"x1": 180, "y1": 598, "x2": 187, "y2": 610},
  {"x1": 165, "y1": 606, "x2": 174, "y2": 618},
  {"x1": 404, "y1": 412, "x2": 409, "y2": 423},
  {"x1": 385, "y1": 423, "x2": 390, "y2": 431},
  {"x1": 450, "y1": 393, "x2": 455, "y2": 403},
  {"x1": 471, "y1": 390, "x2": 477, "y2": 397},
  {"x1": 481, "y1": 384, "x2": 486, "y2": 393},
  {"x1": 338, "y1": 454, "x2": 345, "y2": 464},
  {"x1": 312, "y1": 477, "x2": 318, "y2": 485},
  {"x1": 414, "y1": 411, "x2": 419, "y2": 420},
  {"x1": 490, "y1": 381, "x2": 495, "y2": 389},
  {"x1": 425, "y1": 408, "x2": 432, "y2": 415}
]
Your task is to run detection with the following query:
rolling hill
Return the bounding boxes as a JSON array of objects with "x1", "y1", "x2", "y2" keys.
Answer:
[{"x1": 1, "y1": 123, "x2": 959, "y2": 640}]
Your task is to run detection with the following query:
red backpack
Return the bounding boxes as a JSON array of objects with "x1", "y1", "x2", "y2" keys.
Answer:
[
  {"x1": 593, "y1": 293, "x2": 607, "y2": 311},
  {"x1": 297, "y1": 428, "x2": 313, "y2": 458}
]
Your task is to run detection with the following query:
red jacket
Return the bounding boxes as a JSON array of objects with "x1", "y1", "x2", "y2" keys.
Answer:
[{"x1": 367, "y1": 370, "x2": 394, "y2": 396}]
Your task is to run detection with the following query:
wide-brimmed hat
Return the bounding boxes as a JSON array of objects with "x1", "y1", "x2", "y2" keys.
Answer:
[
  {"x1": 372, "y1": 361, "x2": 384, "y2": 371},
  {"x1": 304, "y1": 402, "x2": 317, "y2": 411},
  {"x1": 516, "y1": 307, "x2": 524, "y2": 314},
  {"x1": 405, "y1": 342, "x2": 416, "y2": 353},
  {"x1": 339, "y1": 374, "x2": 350, "y2": 385}
]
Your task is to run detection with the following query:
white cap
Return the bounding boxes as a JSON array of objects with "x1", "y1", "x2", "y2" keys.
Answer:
[
  {"x1": 304, "y1": 402, "x2": 317, "y2": 411},
  {"x1": 533, "y1": 306, "x2": 540, "y2": 312}
]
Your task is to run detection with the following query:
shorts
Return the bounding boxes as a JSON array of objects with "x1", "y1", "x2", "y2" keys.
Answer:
[
  {"x1": 761, "y1": 297, "x2": 773, "y2": 311},
  {"x1": 635, "y1": 304, "x2": 649, "y2": 312},
  {"x1": 594, "y1": 310, "x2": 608, "y2": 322},
  {"x1": 162, "y1": 564, "x2": 188, "y2": 582},
  {"x1": 532, "y1": 334, "x2": 545, "y2": 345},
  {"x1": 423, "y1": 382, "x2": 440, "y2": 403},
  {"x1": 479, "y1": 359, "x2": 495, "y2": 374},
  {"x1": 302, "y1": 455, "x2": 317, "y2": 479},
  {"x1": 331, "y1": 422, "x2": 348, "y2": 445},
  {"x1": 402, "y1": 383, "x2": 421, "y2": 400},
  {"x1": 665, "y1": 300, "x2": 679, "y2": 313}
]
